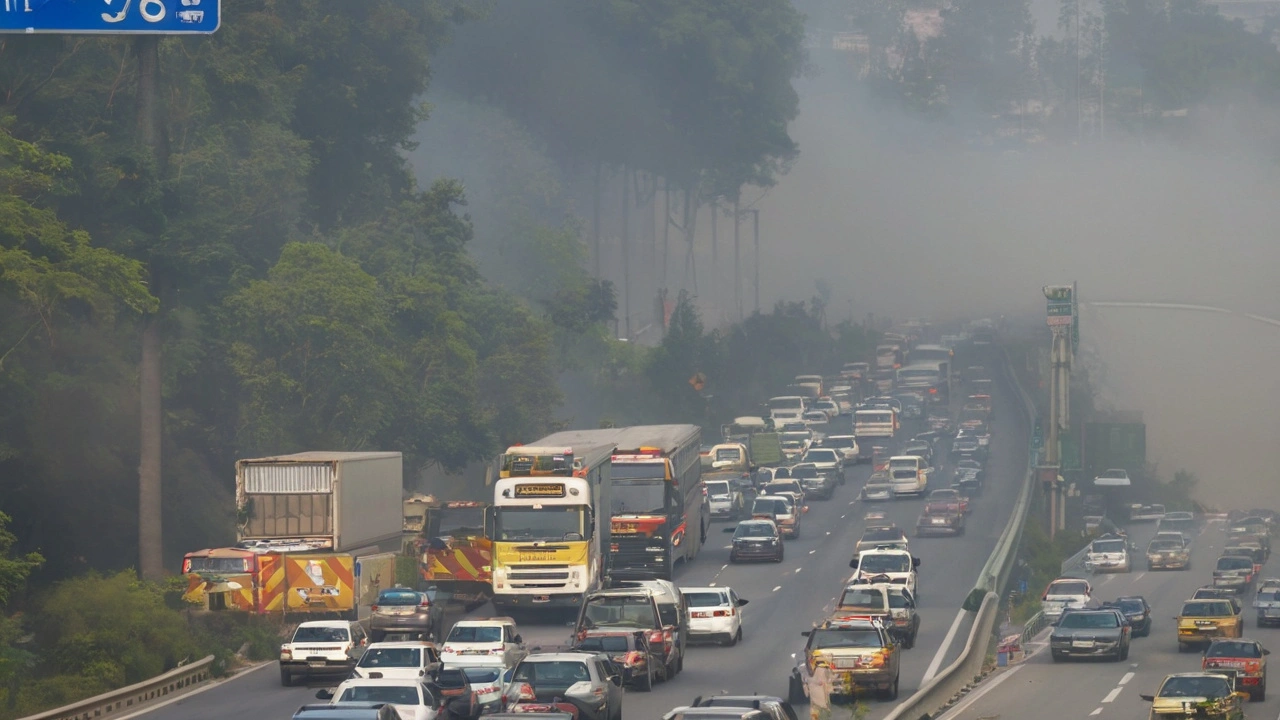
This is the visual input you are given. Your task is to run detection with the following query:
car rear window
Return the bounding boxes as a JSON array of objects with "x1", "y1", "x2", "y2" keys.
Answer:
[
  {"x1": 705, "y1": 481, "x2": 730, "y2": 496},
  {"x1": 446, "y1": 625, "x2": 502, "y2": 643},
  {"x1": 1207, "y1": 641, "x2": 1261, "y2": 658},
  {"x1": 338, "y1": 685, "x2": 420, "y2": 705},
  {"x1": 377, "y1": 590, "x2": 422, "y2": 606},
  {"x1": 293, "y1": 626, "x2": 349, "y2": 643},
  {"x1": 513, "y1": 661, "x2": 590, "y2": 684},
  {"x1": 1217, "y1": 556, "x2": 1253, "y2": 571},
  {"x1": 1182, "y1": 601, "x2": 1231, "y2": 616},
  {"x1": 685, "y1": 591, "x2": 729, "y2": 607},
  {"x1": 1046, "y1": 580, "x2": 1088, "y2": 596},
  {"x1": 576, "y1": 635, "x2": 631, "y2": 652},
  {"x1": 357, "y1": 647, "x2": 421, "y2": 668}
]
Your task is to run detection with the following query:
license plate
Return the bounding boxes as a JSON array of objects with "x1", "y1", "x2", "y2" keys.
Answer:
[
  {"x1": 532, "y1": 595, "x2": 550, "y2": 603},
  {"x1": 309, "y1": 661, "x2": 326, "y2": 668},
  {"x1": 615, "y1": 524, "x2": 638, "y2": 534},
  {"x1": 932, "y1": 518, "x2": 947, "y2": 524},
  {"x1": 1072, "y1": 640, "x2": 1093, "y2": 648}
]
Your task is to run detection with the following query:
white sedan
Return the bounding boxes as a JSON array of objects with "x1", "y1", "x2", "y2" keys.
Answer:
[
  {"x1": 682, "y1": 586, "x2": 748, "y2": 646},
  {"x1": 321, "y1": 678, "x2": 442, "y2": 720}
]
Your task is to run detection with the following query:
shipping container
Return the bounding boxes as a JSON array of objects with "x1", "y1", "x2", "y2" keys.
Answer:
[{"x1": 236, "y1": 451, "x2": 403, "y2": 553}]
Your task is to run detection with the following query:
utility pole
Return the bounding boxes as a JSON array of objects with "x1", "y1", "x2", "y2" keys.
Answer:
[
  {"x1": 662, "y1": 181, "x2": 670, "y2": 291},
  {"x1": 593, "y1": 161, "x2": 602, "y2": 279},
  {"x1": 733, "y1": 198, "x2": 741, "y2": 321},
  {"x1": 1076, "y1": 0, "x2": 1082, "y2": 143},
  {"x1": 751, "y1": 209, "x2": 760, "y2": 314},
  {"x1": 1043, "y1": 284, "x2": 1075, "y2": 540}
]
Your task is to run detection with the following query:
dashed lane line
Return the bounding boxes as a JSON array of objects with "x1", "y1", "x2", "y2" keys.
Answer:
[
  {"x1": 772, "y1": 585, "x2": 782, "y2": 592},
  {"x1": 1089, "y1": 708, "x2": 1102, "y2": 716},
  {"x1": 1102, "y1": 686, "x2": 1122, "y2": 703},
  {"x1": 1119, "y1": 671, "x2": 1134, "y2": 685}
]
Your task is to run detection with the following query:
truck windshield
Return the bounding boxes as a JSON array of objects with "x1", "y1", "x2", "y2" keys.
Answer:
[
  {"x1": 186, "y1": 557, "x2": 249, "y2": 573},
  {"x1": 612, "y1": 479, "x2": 667, "y2": 515},
  {"x1": 494, "y1": 506, "x2": 585, "y2": 542},
  {"x1": 431, "y1": 507, "x2": 485, "y2": 538}
]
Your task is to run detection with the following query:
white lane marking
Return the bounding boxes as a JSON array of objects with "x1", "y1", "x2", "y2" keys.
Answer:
[
  {"x1": 1102, "y1": 687, "x2": 1122, "y2": 703},
  {"x1": 933, "y1": 664, "x2": 1023, "y2": 720},
  {"x1": 1133, "y1": 572, "x2": 1146, "y2": 582},
  {"x1": 840, "y1": 515, "x2": 847, "y2": 519},
  {"x1": 921, "y1": 608, "x2": 968, "y2": 683},
  {"x1": 709, "y1": 582, "x2": 716, "y2": 586},
  {"x1": 1099, "y1": 575, "x2": 1115, "y2": 585},
  {"x1": 1089, "y1": 708, "x2": 1102, "y2": 716},
  {"x1": 721, "y1": 564, "x2": 728, "y2": 570},
  {"x1": 723, "y1": 545, "x2": 733, "y2": 549},
  {"x1": 825, "y1": 531, "x2": 832, "y2": 536},
  {"x1": 794, "y1": 567, "x2": 802, "y2": 574},
  {"x1": 772, "y1": 585, "x2": 782, "y2": 592},
  {"x1": 1119, "y1": 671, "x2": 1134, "y2": 685}
]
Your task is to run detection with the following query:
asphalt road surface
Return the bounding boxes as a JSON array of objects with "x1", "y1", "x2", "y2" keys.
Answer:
[
  {"x1": 140, "y1": 349, "x2": 1030, "y2": 720},
  {"x1": 940, "y1": 521, "x2": 1280, "y2": 720}
]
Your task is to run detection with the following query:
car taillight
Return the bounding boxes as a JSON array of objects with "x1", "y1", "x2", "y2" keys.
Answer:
[
  {"x1": 624, "y1": 651, "x2": 644, "y2": 666},
  {"x1": 490, "y1": 648, "x2": 504, "y2": 654},
  {"x1": 371, "y1": 605, "x2": 379, "y2": 612},
  {"x1": 712, "y1": 609, "x2": 734, "y2": 617},
  {"x1": 517, "y1": 683, "x2": 537, "y2": 701},
  {"x1": 420, "y1": 598, "x2": 431, "y2": 607},
  {"x1": 867, "y1": 652, "x2": 886, "y2": 668},
  {"x1": 280, "y1": 647, "x2": 292, "y2": 660},
  {"x1": 647, "y1": 630, "x2": 663, "y2": 645}
]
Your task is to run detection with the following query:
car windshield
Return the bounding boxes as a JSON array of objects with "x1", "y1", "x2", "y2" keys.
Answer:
[
  {"x1": 293, "y1": 626, "x2": 349, "y2": 643},
  {"x1": 1217, "y1": 556, "x2": 1253, "y2": 571},
  {"x1": 1207, "y1": 641, "x2": 1261, "y2": 658},
  {"x1": 1046, "y1": 581, "x2": 1088, "y2": 596},
  {"x1": 1148, "y1": 541, "x2": 1182, "y2": 552},
  {"x1": 716, "y1": 448, "x2": 743, "y2": 462},
  {"x1": 357, "y1": 648, "x2": 421, "y2": 668},
  {"x1": 446, "y1": 625, "x2": 502, "y2": 643},
  {"x1": 513, "y1": 661, "x2": 591, "y2": 686},
  {"x1": 860, "y1": 554, "x2": 910, "y2": 573},
  {"x1": 1059, "y1": 612, "x2": 1119, "y2": 629},
  {"x1": 377, "y1": 590, "x2": 422, "y2": 606},
  {"x1": 1117, "y1": 599, "x2": 1145, "y2": 614},
  {"x1": 838, "y1": 588, "x2": 886, "y2": 609},
  {"x1": 338, "y1": 685, "x2": 421, "y2": 705},
  {"x1": 790, "y1": 466, "x2": 820, "y2": 480},
  {"x1": 576, "y1": 635, "x2": 631, "y2": 653},
  {"x1": 705, "y1": 481, "x2": 731, "y2": 496},
  {"x1": 735, "y1": 522, "x2": 776, "y2": 538},
  {"x1": 752, "y1": 499, "x2": 787, "y2": 515},
  {"x1": 810, "y1": 629, "x2": 883, "y2": 649},
  {"x1": 1182, "y1": 601, "x2": 1231, "y2": 616},
  {"x1": 1092, "y1": 540, "x2": 1126, "y2": 553},
  {"x1": 888, "y1": 592, "x2": 911, "y2": 609},
  {"x1": 862, "y1": 527, "x2": 904, "y2": 542},
  {"x1": 1259, "y1": 590, "x2": 1280, "y2": 602},
  {"x1": 1159, "y1": 676, "x2": 1231, "y2": 699},
  {"x1": 685, "y1": 591, "x2": 729, "y2": 608}
]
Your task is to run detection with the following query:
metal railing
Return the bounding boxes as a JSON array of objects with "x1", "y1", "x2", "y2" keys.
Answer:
[
  {"x1": 883, "y1": 592, "x2": 1000, "y2": 720},
  {"x1": 18, "y1": 655, "x2": 214, "y2": 720},
  {"x1": 1061, "y1": 543, "x2": 1092, "y2": 575},
  {"x1": 882, "y1": 347, "x2": 1039, "y2": 720},
  {"x1": 1020, "y1": 610, "x2": 1051, "y2": 647}
]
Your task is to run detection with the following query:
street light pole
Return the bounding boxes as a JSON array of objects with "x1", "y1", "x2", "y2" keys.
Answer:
[
  {"x1": 751, "y1": 209, "x2": 760, "y2": 314},
  {"x1": 734, "y1": 199, "x2": 741, "y2": 321}
]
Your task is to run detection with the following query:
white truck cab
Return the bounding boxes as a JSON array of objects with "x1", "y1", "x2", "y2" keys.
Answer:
[{"x1": 848, "y1": 546, "x2": 921, "y2": 598}]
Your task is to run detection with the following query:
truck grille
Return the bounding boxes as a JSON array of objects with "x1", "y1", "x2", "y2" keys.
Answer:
[
  {"x1": 609, "y1": 538, "x2": 670, "y2": 576},
  {"x1": 508, "y1": 565, "x2": 570, "y2": 588}
]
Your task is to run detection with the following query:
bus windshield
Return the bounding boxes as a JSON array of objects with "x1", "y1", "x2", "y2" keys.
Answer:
[{"x1": 494, "y1": 506, "x2": 586, "y2": 542}]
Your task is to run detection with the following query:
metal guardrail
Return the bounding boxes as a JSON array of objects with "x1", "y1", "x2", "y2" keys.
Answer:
[
  {"x1": 1061, "y1": 543, "x2": 1092, "y2": 575},
  {"x1": 883, "y1": 592, "x2": 1000, "y2": 720},
  {"x1": 1020, "y1": 610, "x2": 1051, "y2": 647},
  {"x1": 18, "y1": 655, "x2": 214, "y2": 720},
  {"x1": 882, "y1": 347, "x2": 1039, "y2": 720}
]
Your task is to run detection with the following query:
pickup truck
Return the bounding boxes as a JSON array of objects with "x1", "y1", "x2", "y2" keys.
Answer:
[{"x1": 888, "y1": 456, "x2": 930, "y2": 497}]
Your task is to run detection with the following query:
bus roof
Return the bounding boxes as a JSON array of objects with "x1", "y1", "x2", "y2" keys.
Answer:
[
  {"x1": 503, "y1": 436, "x2": 617, "y2": 472},
  {"x1": 605, "y1": 425, "x2": 702, "y2": 455}
]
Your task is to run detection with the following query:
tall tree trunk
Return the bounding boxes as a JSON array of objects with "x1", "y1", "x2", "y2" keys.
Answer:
[
  {"x1": 733, "y1": 198, "x2": 741, "y2": 321},
  {"x1": 682, "y1": 186, "x2": 699, "y2": 294},
  {"x1": 592, "y1": 159, "x2": 603, "y2": 279},
  {"x1": 135, "y1": 35, "x2": 164, "y2": 582},
  {"x1": 662, "y1": 181, "x2": 670, "y2": 291}
]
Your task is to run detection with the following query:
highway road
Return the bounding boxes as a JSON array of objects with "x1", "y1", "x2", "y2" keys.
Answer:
[
  {"x1": 941, "y1": 521, "x2": 1280, "y2": 720},
  {"x1": 139, "y1": 348, "x2": 1030, "y2": 720}
]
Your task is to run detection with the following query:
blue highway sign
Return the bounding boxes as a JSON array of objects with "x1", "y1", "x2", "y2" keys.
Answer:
[{"x1": 1, "y1": 0, "x2": 220, "y2": 34}]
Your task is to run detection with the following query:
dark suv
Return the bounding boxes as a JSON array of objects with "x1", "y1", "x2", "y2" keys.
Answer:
[
  {"x1": 576, "y1": 581, "x2": 687, "y2": 681},
  {"x1": 369, "y1": 587, "x2": 445, "y2": 642}
]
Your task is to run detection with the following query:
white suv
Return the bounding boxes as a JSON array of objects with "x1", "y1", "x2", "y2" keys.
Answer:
[
  {"x1": 439, "y1": 617, "x2": 525, "y2": 668},
  {"x1": 279, "y1": 619, "x2": 367, "y2": 686},
  {"x1": 682, "y1": 586, "x2": 748, "y2": 646}
]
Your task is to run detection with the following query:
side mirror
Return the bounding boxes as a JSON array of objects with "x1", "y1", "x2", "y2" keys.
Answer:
[
  {"x1": 803, "y1": 506, "x2": 811, "y2": 514},
  {"x1": 315, "y1": 688, "x2": 335, "y2": 700},
  {"x1": 801, "y1": 630, "x2": 812, "y2": 637},
  {"x1": 912, "y1": 557, "x2": 922, "y2": 568},
  {"x1": 610, "y1": 674, "x2": 623, "y2": 687},
  {"x1": 1138, "y1": 694, "x2": 1155, "y2": 702},
  {"x1": 514, "y1": 634, "x2": 523, "y2": 644},
  {"x1": 737, "y1": 598, "x2": 750, "y2": 606},
  {"x1": 1266, "y1": 649, "x2": 1272, "y2": 655},
  {"x1": 849, "y1": 559, "x2": 859, "y2": 569}
]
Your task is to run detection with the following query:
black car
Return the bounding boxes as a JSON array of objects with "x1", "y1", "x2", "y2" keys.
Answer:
[
  {"x1": 573, "y1": 629, "x2": 662, "y2": 691},
  {"x1": 691, "y1": 694, "x2": 801, "y2": 720},
  {"x1": 1103, "y1": 596, "x2": 1152, "y2": 637},
  {"x1": 726, "y1": 519, "x2": 784, "y2": 562}
]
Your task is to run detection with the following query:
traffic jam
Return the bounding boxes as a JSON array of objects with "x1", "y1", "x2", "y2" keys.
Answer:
[
  {"x1": 285, "y1": 322, "x2": 1002, "y2": 720},
  {"x1": 1024, "y1": 507, "x2": 1280, "y2": 719}
]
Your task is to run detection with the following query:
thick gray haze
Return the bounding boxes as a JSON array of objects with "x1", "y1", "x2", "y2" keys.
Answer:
[{"x1": 411, "y1": 12, "x2": 1280, "y2": 507}]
